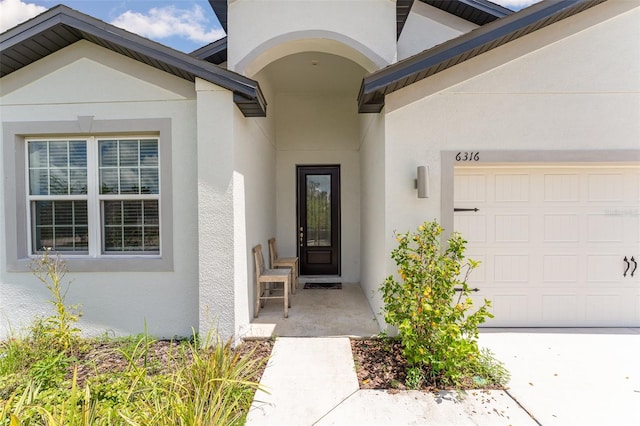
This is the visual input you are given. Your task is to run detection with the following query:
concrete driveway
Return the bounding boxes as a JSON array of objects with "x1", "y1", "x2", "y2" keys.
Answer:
[{"x1": 479, "y1": 328, "x2": 640, "y2": 426}]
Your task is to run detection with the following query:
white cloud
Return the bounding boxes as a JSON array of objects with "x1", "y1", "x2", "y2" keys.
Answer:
[
  {"x1": 0, "y1": 0, "x2": 46, "y2": 33},
  {"x1": 493, "y1": 0, "x2": 543, "y2": 10},
  {"x1": 111, "y1": 4, "x2": 225, "y2": 44}
]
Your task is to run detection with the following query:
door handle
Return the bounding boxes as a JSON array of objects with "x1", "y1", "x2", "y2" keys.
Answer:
[
  {"x1": 623, "y1": 256, "x2": 630, "y2": 277},
  {"x1": 631, "y1": 256, "x2": 637, "y2": 278},
  {"x1": 299, "y1": 227, "x2": 304, "y2": 247}
]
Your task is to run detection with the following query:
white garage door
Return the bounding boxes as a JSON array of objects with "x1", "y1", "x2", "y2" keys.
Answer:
[{"x1": 454, "y1": 164, "x2": 640, "y2": 327}]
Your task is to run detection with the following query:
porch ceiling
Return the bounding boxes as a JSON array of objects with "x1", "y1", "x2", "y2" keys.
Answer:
[{"x1": 259, "y1": 52, "x2": 366, "y2": 96}]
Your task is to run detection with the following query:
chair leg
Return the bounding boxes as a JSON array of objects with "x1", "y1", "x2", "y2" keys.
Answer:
[
  {"x1": 255, "y1": 281, "x2": 261, "y2": 318},
  {"x1": 284, "y1": 277, "x2": 289, "y2": 318}
]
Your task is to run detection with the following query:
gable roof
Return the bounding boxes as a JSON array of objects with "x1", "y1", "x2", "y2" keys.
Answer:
[
  {"x1": 0, "y1": 5, "x2": 266, "y2": 117},
  {"x1": 358, "y1": 0, "x2": 607, "y2": 113}
]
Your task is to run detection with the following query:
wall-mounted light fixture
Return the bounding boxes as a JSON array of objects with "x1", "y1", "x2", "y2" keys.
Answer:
[{"x1": 415, "y1": 165, "x2": 429, "y2": 198}]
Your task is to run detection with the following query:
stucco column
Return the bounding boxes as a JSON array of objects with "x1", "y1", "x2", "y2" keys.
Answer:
[{"x1": 196, "y1": 78, "x2": 236, "y2": 340}]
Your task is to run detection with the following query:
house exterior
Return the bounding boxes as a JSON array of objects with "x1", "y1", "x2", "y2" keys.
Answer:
[{"x1": 1, "y1": 0, "x2": 638, "y2": 340}]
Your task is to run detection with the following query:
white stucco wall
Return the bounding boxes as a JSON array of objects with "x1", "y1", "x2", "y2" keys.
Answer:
[
  {"x1": 382, "y1": 0, "x2": 640, "y2": 290},
  {"x1": 397, "y1": 1, "x2": 478, "y2": 61},
  {"x1": 1, "y1": 41, "x2": 199, "y2": 339},
  {"x1": 233, "y1": 77, "x2": 277, "y2": 330},
  {"x1": 274, "y1": 93, "x2": 361, "y2": 282},
  {"x1": 227, "y1": 0, "x2": 396, "y2": 75},
  {"x1": 359, "y1": 112, "x2": 386, "y2": 327}
]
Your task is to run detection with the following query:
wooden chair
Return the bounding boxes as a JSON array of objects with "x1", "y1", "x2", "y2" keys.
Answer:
[
  {"x1": 268, "y1": 237, "x2": 299, "y2": 294},
  {"x1": 253, "y1": 244, "x2": 291, "y2": 318}
]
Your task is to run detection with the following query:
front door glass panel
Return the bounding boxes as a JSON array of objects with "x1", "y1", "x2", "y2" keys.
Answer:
[{"x1": 306, "y1": 175, "x2": 331, "y2": 247}]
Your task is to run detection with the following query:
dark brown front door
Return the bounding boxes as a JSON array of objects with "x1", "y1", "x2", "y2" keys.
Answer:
[{"x1": 297, "y1": 165, "x2": 340, "y2": 275}]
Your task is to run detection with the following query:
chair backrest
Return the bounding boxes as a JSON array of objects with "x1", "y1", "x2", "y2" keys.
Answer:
[
  {"x1": 253, "y1": 244, "x2": 265, "y2": 275},
  {"x1": 268, "y1": 238, "x2": 278, "y2": 268}
]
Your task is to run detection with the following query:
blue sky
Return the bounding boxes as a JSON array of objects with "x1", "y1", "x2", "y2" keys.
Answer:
[{"x1": 1, "y1": 0, "x2": 542, "y2": 53}]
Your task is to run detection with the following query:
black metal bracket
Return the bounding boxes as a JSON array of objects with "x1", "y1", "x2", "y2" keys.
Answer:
[
  {"x1": 454, "y1": 208, "x2": 479, "y2": 212},
  {"x1": 631, "y1": 256, "x2": 637, "y2": 278},
  {"x1": 624, "y1": 256, "x2": 630, "y2": 277}
]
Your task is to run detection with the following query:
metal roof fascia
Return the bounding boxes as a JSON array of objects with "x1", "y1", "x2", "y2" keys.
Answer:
[{"x1": 359, "y1": 0, "x2": 606, "y2": 112}]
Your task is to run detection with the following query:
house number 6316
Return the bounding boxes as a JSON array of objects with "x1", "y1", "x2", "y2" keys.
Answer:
[{"x1": 456, "y1": 152, "x2": 480, "y2": 162}]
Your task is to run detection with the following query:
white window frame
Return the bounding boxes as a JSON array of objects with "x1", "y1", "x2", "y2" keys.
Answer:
[{"x1": 25, "y1": 136, "x2": 162, "y2": 258}]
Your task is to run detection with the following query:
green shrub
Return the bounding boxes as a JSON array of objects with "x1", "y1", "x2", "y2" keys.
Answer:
[{"x1": 381, "y1": 221, "x2": 494, "y2": 386}]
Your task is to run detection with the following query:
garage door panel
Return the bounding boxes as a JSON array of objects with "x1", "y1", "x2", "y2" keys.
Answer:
[
  {"x1": 494, "y1": 254, "x2": 529, "y2": 282},
  {"x1": 544, "y1": 214, "x2": 580, "y2": 242},
  {"x1": 455, "y1": 215, "x2": 487, "y2": 243},
  {"x1": 543, "y1": 255, "x2": 578, "y2": 283},
  {"x1": 492, "y1": 295, "x2": 529, "y2": 322},
  {"x1": 542, "y1": 295, "x2": 578, "y2": 322},
  {"x1": 495, "y1": 174, "x2": 529, "y2": 202},
  {"x1": 587, "y1": 214, "x2": 623, "y2": 242},
  {"x1": 588, "y1": 174, "x2": 624, "y2": 202},
  {"x1": 495, "y1": 215, "x2": 529, "y2": 242},
  {"x1": 587, "y1": 255, "x2": 625, "y2": 282},
  {"x1": 585, "y1": 295, "x2": 623, "y2": 321},
  {"x1": 544, "y1": 174, "x2": 579, "y2": 202},
  {"x1": 455, "y1": 164, "x2": 640, "y2": 327},
  {"x1": 454, "y1": 175, "x2": 486, "y2": 202}
]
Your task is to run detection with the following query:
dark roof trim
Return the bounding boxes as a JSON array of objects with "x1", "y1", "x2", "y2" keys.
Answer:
[
  {"x1": 359, "y1": 0, "x2": 607, "y2": 113},
  {"x1": 397, "y1": 0, "x2": 416, "y2": 39},
  {"x1": 1, "y1": 5, "x2": 265, "y2": 117},
  {"x1": 209, "y1": 1, "x2": 228, "y2": 32},
  {"x1": 191, "y1": 36, "x2": 228, "y2": 65},
  {"x1": 420, "y1": 0, "x2": 513, "y2": 26}
]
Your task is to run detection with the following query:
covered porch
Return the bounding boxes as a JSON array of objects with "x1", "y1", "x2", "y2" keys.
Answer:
[{"x1": 242, "y1": 281, "x2": 380, "y2": 338}]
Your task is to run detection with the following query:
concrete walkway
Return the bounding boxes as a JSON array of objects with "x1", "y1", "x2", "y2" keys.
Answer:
[
  {"x1": 247, "y1": 330, "x2": 640, "y2": 425},
  {"x1": 245, "y1": 337, "x2": 536, "y2": 426}
]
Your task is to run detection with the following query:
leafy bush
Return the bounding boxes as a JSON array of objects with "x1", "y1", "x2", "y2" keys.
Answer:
[{"x1": 380, "y1": 221, "x2": 494, "y2": 386}]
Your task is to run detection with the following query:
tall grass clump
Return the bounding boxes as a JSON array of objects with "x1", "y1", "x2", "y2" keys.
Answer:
[{"x1": 1, "y1": 251, "x2": 270, "y2": 425}]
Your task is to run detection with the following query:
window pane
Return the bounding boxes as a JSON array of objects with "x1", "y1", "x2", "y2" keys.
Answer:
[
  {"x1": 144, "y1": 226, "x2": 159, "y2": 250},
  {"x1": 122, "y1": 201, "x2": 142, "y2": 225},
  {"x1": 119, "y1": 140, "x2": 139, "y2": 166},
  {"x1": 28, "y1": 140, "x2": 87, "y2": 196},
  {"x1": 49, "y1": 168, "x2": 69, "y2": 195},
  {"x1": 99, "y1": 140, "x2": 118, "y2": 167},
  {"x1": 32, "y1": 200, "x2": 88, "y2": 253},
  {"x1": 29, "y1": 142, "x2": 48, "y2": 168},
  {"x1": 104, "y1": 227, "x2": 123, "y2": 251},
  {"x1": 144, "y1": 201, "x2": 159, "y2": 225},
  {"x1": 102, "y1": 200, "x2": 159, "y2": 253},
  {"x1": 119, "y1": 168, "x2": 139, "y2": 194},
  {"x1": 100, "y1": 169, "x2": 118, "y2": 194},
  {"x1": 69, "y1": 169, "x2": 87, "y2": 194},
  {"x1": 98, "y1": 139, "x2": 158, "y2": 195},
  {"x1": 306, "y1": 175, "x2": 331, "y2": 247},
  {"x1": 48, "y1": 141, "x2": 68, "y2": 168},
  {"x1": 29, "y1": 169, "x2": 49, "y2": 195},
  {"x1": 140, "y1": 140, "x2": 158, "y2": 166},
  {"x1": 69, "y1": 141, "x2": 87, "y2": 167},
  {"x1": 140, "y1": 169, "x2": 159, "y2": 194}
]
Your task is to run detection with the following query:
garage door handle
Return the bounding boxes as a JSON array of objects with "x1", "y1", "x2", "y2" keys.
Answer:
[
  {"x1": 454, "y1": 208, "x2": 479, "y2": 212},
  {"x1": 454, "y1": 287, "x2": 479, "y2": 292},
  {"x1": 631, "y1": 257, "x2": 637, "y2": 277},
  {"x1": 623, "y1": 257, "x2": 630, "y2": 277}
]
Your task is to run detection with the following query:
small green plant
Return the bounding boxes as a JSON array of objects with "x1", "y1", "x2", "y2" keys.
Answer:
[
  {"x1": 405, "y1": 367, "x2": 426, "y2": 390},
  {"x1": 31, "y1": 249, "x2": 82, "y2": 352},
  {"x1": 381, "y1": 221, "x2": 494, "y2": 386}
]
